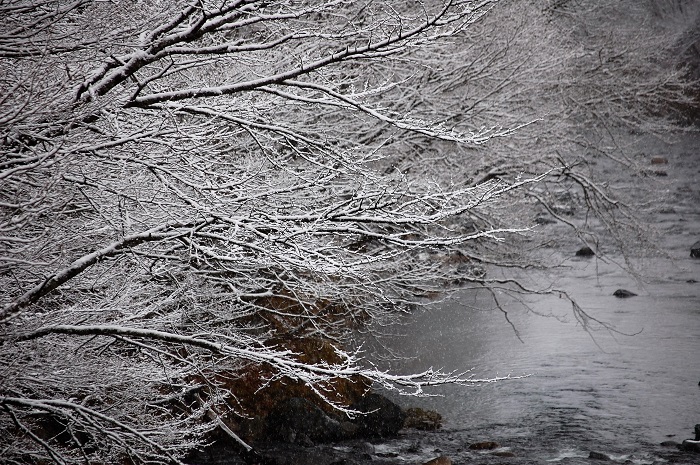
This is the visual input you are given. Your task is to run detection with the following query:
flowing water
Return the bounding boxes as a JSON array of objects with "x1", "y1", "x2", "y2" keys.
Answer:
[{"x1": 367, "y1": 134, "x2": 700, "y2": 464}]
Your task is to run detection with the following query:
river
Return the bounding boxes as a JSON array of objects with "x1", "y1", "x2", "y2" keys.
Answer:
[{"x1": 368, "y1": 133, "x2": 700, "y2": 464}]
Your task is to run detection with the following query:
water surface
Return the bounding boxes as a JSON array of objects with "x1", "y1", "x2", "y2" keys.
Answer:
[{"x1": 377, "y1": 135, "x2": 700, "y2": 463}]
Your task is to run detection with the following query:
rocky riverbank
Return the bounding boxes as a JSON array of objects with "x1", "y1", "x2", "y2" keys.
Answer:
[
  {"x1": 184, "y1": 375, "x2": 700, "y2": 465},
  {"x1": 186, "y1": 416, "x2": 700, "y2": 465}
]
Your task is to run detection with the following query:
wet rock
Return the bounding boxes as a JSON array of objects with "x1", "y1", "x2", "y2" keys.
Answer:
[
  {"x1": 469, "y1": 441, "x2": 500, "y2": 450},
  {"x1": 493, "y1": 451, "x2": 516, "y2": 457},
  {"x1": 589, "y1": 451, "x2": 612, "y2": 461},
  {"x1": 423, "y1": 456, "x2": 452, "y2": 465},
  {"x1": 403, "y1": 407, "x2": 443, "y2": 431},
  {"x1": 681, "y1": 439, "x2": 700, "y2": 452},
  {"x1": 613, "y1": 289, "x2": 637, "y2": 298},
  {"x1": 695, "y1": 423, "x2": 700, "y2": 441},
  {"x1": 266, "y1": 397, "x2": 353, "y2": 444},
  {"x1": 350, "y1": 393, "x2": 405, "y2": 438},
  {"x1": 691, "y1": 241, "x2": 700, "y2": 258},
  {"x1": 575, "y1": 246, "x2": 595, "y2": 257},
  {"x1": 651, "y1": 156, "x2": 669, "y2": 165}
]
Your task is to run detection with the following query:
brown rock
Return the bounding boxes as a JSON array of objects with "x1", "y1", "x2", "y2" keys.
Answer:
[
  {"x1": 192, "y1": 335, "x2": 370, "y2": 442},
  {"x1": 651, "y1": 157, "x2": 668, "y2": 165},
  {"x1": 423, "y1": 456, "x2": 452, "y2": 465},
  {"x1": 469, "y1": 441, "x2": 500, "y2": 450},
  {"x1": 493, "y1": 451, "x2": 516, "y2": 457},
  {"x1": 403, "y1": 407, "x2": 443, "y2": 430}
]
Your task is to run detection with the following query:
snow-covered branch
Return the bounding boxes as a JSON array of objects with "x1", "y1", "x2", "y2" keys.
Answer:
[{"x1": 1, "y1": 0, "x2": 694, "y2": 463}]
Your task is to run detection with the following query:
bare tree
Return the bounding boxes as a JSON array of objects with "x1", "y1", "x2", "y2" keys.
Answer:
[
  {"x1": 1, "y1": 0, "x2": 695, "y2": 463},
  {"x1": 0, "y1": 1, "x2": 534, "y2": 463}
]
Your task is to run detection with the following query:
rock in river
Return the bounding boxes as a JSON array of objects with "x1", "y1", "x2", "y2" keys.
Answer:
[
  {"x1": 681, "y1": 439, "x2": 700, "y2": 452},
  {"x1": 468, "y1": 441, "x2": 500, "y2": 450},
  {"x1": 691, "y1": 241, "x2": 700, "y2": 258},
  {"x1": 350, "y1": 393, "x2": 406, "y2": 438},
  {"x1": 403, "y1": 407, "x2": 443, "y2": 431},
  {"x1": 613, "y1": 289, "x2": 637, "y2": 298},
  {"x1": 589, "y1": 451, "x2": 612, "y2": 461},
  {"x1": 575, "y1": 246, "x2": 595, "y2": 257}
]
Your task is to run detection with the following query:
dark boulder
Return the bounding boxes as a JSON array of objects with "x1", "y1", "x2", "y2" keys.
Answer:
[
  {"x1": 350, "y1": 393, "x2": 406, "y2": 438},
  {"x1": 589, "y1": 451, "x2": 612, "y2": 461},
  {"x1": 691, "y1": 241, "x2": 700, "y2": 258},
  {"x1": 681, "y1": 439, "x2": 700, "y2": 453},
  {"x1": 613, "y1": 289, "x2": 637, "y2": 298},
  {"x1": 575, "y1": 246, "x2": 595, "y2": 257},
  {"x1": 403, "y1": 407, "x2": 443, "y2": 431},
  {"x1": 266, "y1": 397, "x2": 355, "y2": 444}
]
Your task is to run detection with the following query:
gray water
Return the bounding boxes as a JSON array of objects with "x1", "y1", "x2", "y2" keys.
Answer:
[{"x1": 374, "y1": 135, "x2": 700, "y2": 464}]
